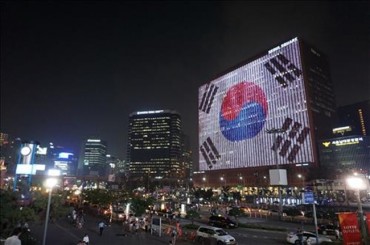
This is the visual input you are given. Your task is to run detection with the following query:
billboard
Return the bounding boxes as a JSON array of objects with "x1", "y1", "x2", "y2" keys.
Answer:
[{"x1": 199, "y1": 38, "x2": 314, "y2": 171}]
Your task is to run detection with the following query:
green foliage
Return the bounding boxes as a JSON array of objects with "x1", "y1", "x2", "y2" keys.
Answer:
[
  {"x1": 193, "y1": 189, "x2": 213, "y2": 200},
  {"x1": 228, "y1": 207, "x2": 242, "y2": 225},
  {"x1": 31, "y1": 190, "x2": 68, "y2": 220},
  {"x1": 228, "y1": 207, "x2": 242, "y2": 217},
  {"x1": 0, "y1": 190, "x2": 37, "y2": 237},
  {"x1": 231, "y1": 191, "x2": 241, "y2": 201},
  {"x1": 81, "y1": 189, "x2": 114, "y2": 206},
  {"x1": 186, "y1": 209, "x2": 200, "y2": 225},
  {"x1": 129, "y1": 197, "x2": 154, "y2": 217},
  {"x1": 19, "y1": 230, "x2": 38, "y2": 245}
]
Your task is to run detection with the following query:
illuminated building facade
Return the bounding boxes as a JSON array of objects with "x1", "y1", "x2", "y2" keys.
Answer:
[
  {"x1": 81, "y1": 138, "x2": 107, "y2": 177},
  {"x1": 127, "y1": 110, "x2": 183, "y2": 186},
  {"x1": 196, "y1": 37, "x2": 336, "y2": 187}
]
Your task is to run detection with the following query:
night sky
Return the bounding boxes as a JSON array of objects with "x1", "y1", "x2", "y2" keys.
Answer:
[{"x1": 1, "y1": 1, "x2": 369, "y2": 160}]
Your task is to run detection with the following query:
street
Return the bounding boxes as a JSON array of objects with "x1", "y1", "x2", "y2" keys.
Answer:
[
  {"x1": 28, "y1": 208, "x2": 321, "y2": 245},
  {"x1": 29, "y1": 214, "x2": 191, "y2": 245}
]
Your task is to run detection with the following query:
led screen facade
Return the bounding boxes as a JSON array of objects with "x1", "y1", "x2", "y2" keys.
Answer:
[{"x1": 199, "y1": 38, "x2": 314, "y2": 171}]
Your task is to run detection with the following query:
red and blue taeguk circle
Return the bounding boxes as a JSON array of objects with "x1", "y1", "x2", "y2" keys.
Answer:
[{"x1": 219, "y1": 81, "x2": 268, "y2": 141}]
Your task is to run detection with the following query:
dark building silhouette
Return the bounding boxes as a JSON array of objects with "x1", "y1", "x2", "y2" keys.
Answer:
[{"x1": 336, "y1": 100, "x2": 370, "y2": 136}]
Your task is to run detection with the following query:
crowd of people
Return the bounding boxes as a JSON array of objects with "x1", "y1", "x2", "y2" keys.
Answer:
[{"x1": 69, "y1": 207, "x2": 86, "y2": 229}]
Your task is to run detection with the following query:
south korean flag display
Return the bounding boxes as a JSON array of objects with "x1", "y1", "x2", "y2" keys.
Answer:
[{"x1": 198, "y1": 38, "x2": 315, "y2": 171}]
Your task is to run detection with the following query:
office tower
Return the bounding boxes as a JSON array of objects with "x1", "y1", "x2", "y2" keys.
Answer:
[
  {"x1": 127, "y1": 110, "x2": 183, "y2": 187},
  {"x1": 318, "y1": 135, "x2": 369, "y2": 175},
  {"x1": 336, "y1": 100, "x2": 370, "y2": 136},
  {"x1": 197, "y1": 37, "x2": 336, "y2": 187},
  {"x1": 180, "y1": 133, "x2": 193, "y2": 185},
  {"x1": 317, "y1": 100, "x2": 370, "y2": 175},
  {"x1": 81, "y1": 138, "x2": 107, "y2": 177}
]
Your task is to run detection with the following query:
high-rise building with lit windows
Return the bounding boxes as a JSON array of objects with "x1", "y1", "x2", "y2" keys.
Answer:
[
  {"x1": 127, "y1": 110, "x2": 183, "y2": 186},
  {"x1": 81, "y1": 138, "x2": 107, "y2": 176}
]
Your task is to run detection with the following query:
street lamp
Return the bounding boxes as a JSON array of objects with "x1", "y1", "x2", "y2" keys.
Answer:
[
  {"x1": 202, "y1": 177, "x2": 206, "y2": 189},
  {"x1": 42, "y1": 169, "x2": 60, "y2": 245},
  {"x1": 220, "y1": 176, "x2": 226, "y2": 187},
  {"x1": 239, "y1": 175, "x2": 244, "y2": 187},
  {"x1": 266, "y1": 127, "x2": 286, "y2": 220},
  {"x1": 346, "y1": 175, "x2": 368, "y2": 245},
  {"x1": 297, "y1": 174, "x2": 305, "y2": 189}
]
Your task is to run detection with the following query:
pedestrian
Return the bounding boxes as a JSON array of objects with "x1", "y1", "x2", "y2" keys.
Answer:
[
  {"x1": 4, "y1": 227, "x2": 22, "y2": 245},
  {"x1": 135, "y1": 221, "x2": 140, "y2": 233},
  {"x1": 171, "y1": 227, "x2": 177, "y2": 245},
  {"x1": 98, "y1": 221, "x2": 106, "y2": 236},
  {"x1": 82, "y1": 233, "x2": 89, "y2": 245}
]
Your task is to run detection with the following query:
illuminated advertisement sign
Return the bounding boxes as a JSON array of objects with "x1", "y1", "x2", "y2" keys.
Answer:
[
  {"x1": 322, "y1": 137, "x2": 364, "y2": 147},
  {"x1": 54, "y1": 160, "x2": 69, "y2": 172},
  {"x1": 199, "y1": 38, "x2": 314, "y2": 170},
  {"x1": 16, "y1": 164, "x2": 45, "y2": 175},
  {"x1": 36, "y1": 146, "x2": 48, "y2": 155},
  {"x1": 58, "y1": 152, "x2": 74, "y2": 159}
]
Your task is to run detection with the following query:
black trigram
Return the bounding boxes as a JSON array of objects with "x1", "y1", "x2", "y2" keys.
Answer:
[
  {"x1": 264, "y1": 54, "x2": 302, "y2": 88},
  {"x1": 200, "y1": 137, "x2": 221, "y2": 169},
  {"x1": 271, "y1": 117, "x2": 310, "y2": 162},
  {"x1": 199, "y1": 83, "x2": 218, "y2": 113}
]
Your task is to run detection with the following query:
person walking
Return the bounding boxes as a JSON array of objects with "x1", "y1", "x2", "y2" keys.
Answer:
[
  {"x1": 98, "y1": 221, "x2": 106, "y2": 236},
  {"x1": 171, "y1": 227, "x2": 177, "y2": 245},
  {"x1": 4, "y1": 227, "x2": 22, "y2": 245},
  {"x1": 82, "y1": 233, "x2": 89, "y2": 245}
]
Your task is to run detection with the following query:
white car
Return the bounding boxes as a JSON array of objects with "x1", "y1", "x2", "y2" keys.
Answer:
[
  {"x1": 196, "y1": 225, "x2": 237, "y2": 245},
  {"x1": 286, "y1": 231, "x2": 332, "y2": 244}
]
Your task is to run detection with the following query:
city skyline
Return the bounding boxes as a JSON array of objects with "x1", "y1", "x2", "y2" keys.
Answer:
[{"x1": 1, "y1": 1, "x2": 369, "y2": 159}]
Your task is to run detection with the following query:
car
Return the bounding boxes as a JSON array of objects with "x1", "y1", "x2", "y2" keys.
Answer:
[
  {"x1": 98, "y1": 206, "x2": 111, "y2": 216},
  {"x1": 196, "y1": 225, "x2": 237, "y2": 245},
  {"x1": 111, "y1": 210, "x2": 126, "y2": 221},
  {"x1": 283, "y1": 208, "x2": 304, "y2": 217},
  {"x1": 304, "y1": 211, "x2": 331, "y2": 219},
  {"x1": 317, "y1": 224, "x2": 339, "y2": 236},
  {"x1": 286, "y1": 231, "x2": 332, "y2": 244},
  {"x1": 208, "y1": 215, "x2": 238, "y2": 228}
]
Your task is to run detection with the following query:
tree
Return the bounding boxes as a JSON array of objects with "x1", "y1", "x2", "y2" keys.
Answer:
[
  {"x1": 31, "y1": 190, "x2": 69, "y2": 221},
  {"x1": 129, "y1": 197, "x2": 155, "y2": 217},
  {"x1": 228, "y1": 207, "x2": 242, "y2": 226},
  {"x1": 81, "y1": 189, "x2": 114, "y2": 206},
  {"x1": 0, "y1": 190, "x2": 38, "y2": 237},
  {"x1": 186, "y1": 209, "x2": 200, "y2": 225}
]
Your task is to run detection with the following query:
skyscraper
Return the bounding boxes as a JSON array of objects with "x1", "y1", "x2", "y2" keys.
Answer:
[
  {"x1": 127, "y1": 110, "x2": 183, "y2": 187},
  {"x1": 197, "y1": 37, "x2": 336, "y2": 187},
  {"x1": 337, "y1": 100, "x2": 370, "y2": 136},
  {"x1": 81, "y1": 138, "x2": 107, "y2": 177}
]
